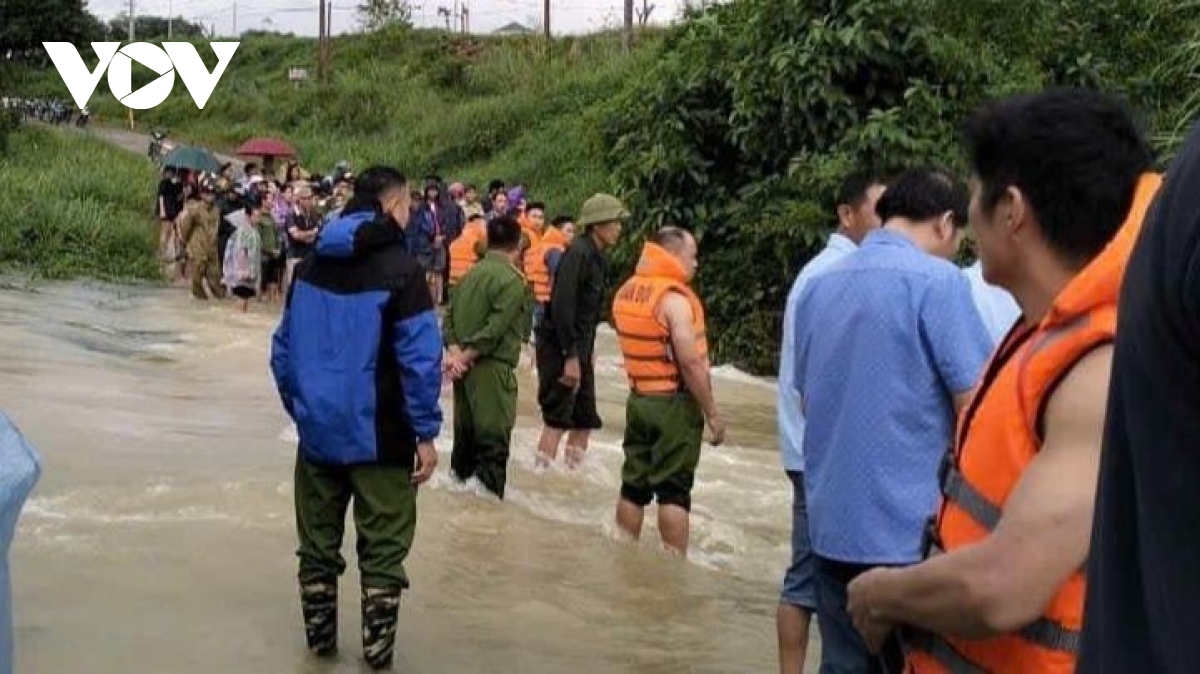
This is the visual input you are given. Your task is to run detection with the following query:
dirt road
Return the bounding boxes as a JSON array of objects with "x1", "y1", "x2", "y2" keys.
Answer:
[{"x1": 78, "y1": 124, "x2": 243, "y2": 170}]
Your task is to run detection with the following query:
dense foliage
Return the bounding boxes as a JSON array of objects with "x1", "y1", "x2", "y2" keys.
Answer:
[{"x1": 602, "y1": 0, "x2": 1200, "y2": 373}]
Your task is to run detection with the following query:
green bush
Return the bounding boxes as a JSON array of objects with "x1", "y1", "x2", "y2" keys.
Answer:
[{"x1": 0, "y1": 127, "x2": 160, "y2": 281}]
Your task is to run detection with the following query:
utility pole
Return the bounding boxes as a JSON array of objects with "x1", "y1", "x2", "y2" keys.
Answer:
[
  {"x1": 128, "y1": 0, "x2": 135, "y2": 41},
  {"x1": 326, "y1": 1, "x2": 333, "y2": 79},
  {"x1": 461, "y1": 5, "x2": 469, "y2": 33},
  {"x1": 232, "y1": 0, "x2": 238, "y2": 36},
  {"x1": 543, "y1": 0, "x2": 550, "y2": 39},
  {"x1": 622, "y1": 0, "x2": 632, "y2": 52},
  {"x1": 437, "y1": 6, "x2": 452, "y2": 31},
  {"x1": 167, "y1": 0, "x2": 173, "y2": 38},
  {"x1": 318, "y1": 0, "x2": 327, "y2": 83}
]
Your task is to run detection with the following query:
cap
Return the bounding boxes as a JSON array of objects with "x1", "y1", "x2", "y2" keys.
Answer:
[{"x1": 578, "y1": 193, "x2": 630, "y2": 227}]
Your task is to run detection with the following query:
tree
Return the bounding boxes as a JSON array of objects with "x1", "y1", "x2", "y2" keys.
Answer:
[
  {"x1": 0, "y1": 0, "x2": 105, "y2": 60},
  {"x1": 358, "y1": 0, "x2": 413, "y2": 31}
]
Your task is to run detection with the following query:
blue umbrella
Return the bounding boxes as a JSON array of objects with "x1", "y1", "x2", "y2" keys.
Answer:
[{"x1": 160, "y1": 145, "x2": 222, "y2": 173}]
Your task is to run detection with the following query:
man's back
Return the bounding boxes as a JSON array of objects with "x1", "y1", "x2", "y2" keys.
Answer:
[
  {"x1": 542, "y1": 234, "x2": 606, "y2": 350},
  {"x1": 795, "y1": 228, "x2": 990, "y2": 563},
  {"x1": 272, "y1": 210, "x2": 442, "y2": 468},
  {"x1": 1080, "y1": 125, "x2": 1200, "y2": 673},
  {"x1": 448, "y1": 253, "x2": 529, "y2": 367},
  {"x1": 778, "y1": 233, "x2": 856, "y2": 472}
]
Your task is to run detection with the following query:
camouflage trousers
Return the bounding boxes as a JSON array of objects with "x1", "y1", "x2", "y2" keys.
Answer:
[{"x1": 189, "y1": 256, "x2": 224, "y2": 300}]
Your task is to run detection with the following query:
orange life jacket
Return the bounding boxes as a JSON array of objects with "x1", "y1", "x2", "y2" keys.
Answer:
[
  {"x1": 611, "y1": 242, "x2": 709, "y2": 395},
  {"x1": 904, "y1": 173, "x2": 1162, "y2": 674},
  {"x1": 449, "y1": 223, "x2": 486, "y2": 285},
  {"x1": 526, "y1": 227, "x2": 568, "y2": 304},
  {"x1": 519, "y1": 216, "x2": 543, "y2": 275}
]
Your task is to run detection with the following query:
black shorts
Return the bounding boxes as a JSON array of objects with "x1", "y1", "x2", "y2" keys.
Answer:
[
  {"x1": 232, "y1": 285, "x2": 257, "y2": 299},
  {"x1": 536, "y1": 343, "x2": 601, "y2": 431},
  {"x1": 262, "y1": 256, "x2": 283, "y2": 285}
]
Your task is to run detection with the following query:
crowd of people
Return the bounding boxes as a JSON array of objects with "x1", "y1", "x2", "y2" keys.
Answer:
[
  {"x1": 157, "y1": 86, "x2": 1196, "y2": 674},
  {"x1": 2, "y1": 96, "x2": 88, "y2": 126}
]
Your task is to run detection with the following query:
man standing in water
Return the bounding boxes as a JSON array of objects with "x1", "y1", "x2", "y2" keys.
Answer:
[
  {"x1": 776, "y1": 171, "x2": 886, "y2": 674},
  {"x1": 611, "y1": 227, "x2": 725, "y2": 555},
  {"x1": 533, "y1": 194, "x2": 628, "y2": 469},
  {"x1": 270, "y1": 166, "x2": 443, "y2": 671},
  {"x1": 443, "y1": 215, "x2": 533, "y2": 498},
  {"x1": 179, "y1": 173, "x2": 225, "y2": 300},
  {"x1": 845, "y1": 89, "x2": 1157, "y2": 674}
]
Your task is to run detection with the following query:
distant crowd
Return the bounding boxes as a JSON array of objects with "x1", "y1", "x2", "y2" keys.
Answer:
[
  {"x1": 3, "y1": 96, "x2": 88, "y2": 126},
  {"x1": 156, "y1": 159, "x2": 566, "y2": 313}
]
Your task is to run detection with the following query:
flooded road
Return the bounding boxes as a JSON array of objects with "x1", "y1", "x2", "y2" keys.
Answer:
[{"x1": 0, "y1": 279, "x2": 810, "y2": 672}]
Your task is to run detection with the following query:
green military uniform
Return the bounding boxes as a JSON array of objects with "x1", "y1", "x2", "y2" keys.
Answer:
[
  {"x1": 444, "y1": 251, "x2": 533, "y2": 498},
  {"x1": 180, "y1": 201, "x2": 224, "y2": 299},
  {"x1": 621, "y1": 393, "x2": 705, "y2": 509}
]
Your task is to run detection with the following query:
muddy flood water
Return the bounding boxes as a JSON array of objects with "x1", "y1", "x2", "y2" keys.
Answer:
[{"x1": 0, "y1": 279, "x2": 817, "y2": 673}]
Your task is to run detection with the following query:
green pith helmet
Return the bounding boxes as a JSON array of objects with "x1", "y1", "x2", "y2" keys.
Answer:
[{"x1": 579, "y1": 193, "x2": 630, "y2": 228}]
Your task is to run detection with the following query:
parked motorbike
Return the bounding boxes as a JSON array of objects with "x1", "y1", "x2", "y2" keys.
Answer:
[{"x1": 148, "y1": 131, "x2": 171, "y2": 163}]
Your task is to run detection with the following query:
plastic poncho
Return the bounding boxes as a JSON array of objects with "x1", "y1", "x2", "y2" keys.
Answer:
[
  {"x1": 221, "y1": 213, "x2": 263, "y2": 291},
  {"x1": 0, "y1": 412, "x2": 41, "y2": 674}
]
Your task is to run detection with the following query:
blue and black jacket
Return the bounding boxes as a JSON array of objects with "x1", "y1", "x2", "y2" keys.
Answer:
[{"x1": 270, "y1": 206, "x2": 443, "y2": 468}]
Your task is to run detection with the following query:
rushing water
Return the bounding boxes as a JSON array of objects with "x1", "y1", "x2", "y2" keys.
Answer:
[{"x1": 1, "y1": 278, "x2": 814, "y2": 673}]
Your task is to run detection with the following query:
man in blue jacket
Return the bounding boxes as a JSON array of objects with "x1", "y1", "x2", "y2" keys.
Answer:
[{"x1": 270, "y1": 166, "x2": 443, "y2": 671}]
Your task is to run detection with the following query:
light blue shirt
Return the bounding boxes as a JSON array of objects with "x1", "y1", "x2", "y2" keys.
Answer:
[
  {"x1": 964, "y1": 261, "x2": 1021, "y2": 346},
  {"x1": 778, "y1": 232, "x2": 857, "y2": 473},
  {"x1": 794, "y1": 229, "x2": 992, "y2": 564}
]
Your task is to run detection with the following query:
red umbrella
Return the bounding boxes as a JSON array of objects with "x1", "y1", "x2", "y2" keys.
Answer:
[{"x1": 236, "y1": 137, "x2": 296, "y2": 157}]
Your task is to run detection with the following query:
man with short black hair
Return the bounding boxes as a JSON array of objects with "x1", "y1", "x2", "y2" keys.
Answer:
[
  {"x1": 443, "y1": 215, "x2": 533, "y2": 498},
  {"x1": 484, "y1": 179, "x2": 506, "y2": 215},
  {"x1": 271, "y1": 166, "x2": 442, "y2": 670},
  {"x1": 793, "y1": 167, "x2": 992, "y2": 672},
  {"x1": 847, "y1": 89, "x2": 1158, "y2": 674},
  {"x1": 776, "y1": 170, "x2": 885, "y2": 674}
]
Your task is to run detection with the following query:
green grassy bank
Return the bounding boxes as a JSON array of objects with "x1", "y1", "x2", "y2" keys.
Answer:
[
  {"x1": 0, "y1": 126, "x2": 159, "y2": 280},
  {"x1": 15, "y1": 28, "x2": 657, "y2": 218}
]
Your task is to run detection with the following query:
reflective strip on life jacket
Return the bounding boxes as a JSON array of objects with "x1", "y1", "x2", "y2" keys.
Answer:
[{"x1": 941, "y1": 466, "x2": 1002, "y2": 531}]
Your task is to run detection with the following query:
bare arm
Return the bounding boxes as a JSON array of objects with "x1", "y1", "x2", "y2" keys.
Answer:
[
  {"x1": 851, "y1": 345, "x2": 1112, "y2": 638},
  {"x1": 659, "y1": 292, "x2": 718, "y2": 420}
]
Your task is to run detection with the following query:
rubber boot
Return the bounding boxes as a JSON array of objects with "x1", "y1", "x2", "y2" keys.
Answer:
[
  {"x1": 299, "y1": 579, "x2": 338, "y2": 657},
  {"x1": 361, "y1": 586, "x2": 401, "y2": 670}
]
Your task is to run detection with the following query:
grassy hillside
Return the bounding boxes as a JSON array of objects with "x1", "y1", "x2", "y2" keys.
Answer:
[
  {"x1": 0, "y1": 126, "x2": 159, "y2": 280},
  {"x1": 15, "y1": 28, "x2": 658, "y2": 217}
]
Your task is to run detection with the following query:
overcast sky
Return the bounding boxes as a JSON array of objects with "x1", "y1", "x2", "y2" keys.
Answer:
[{"x1": 84, "y1": 0, "x2": 692, "y2": 37}]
